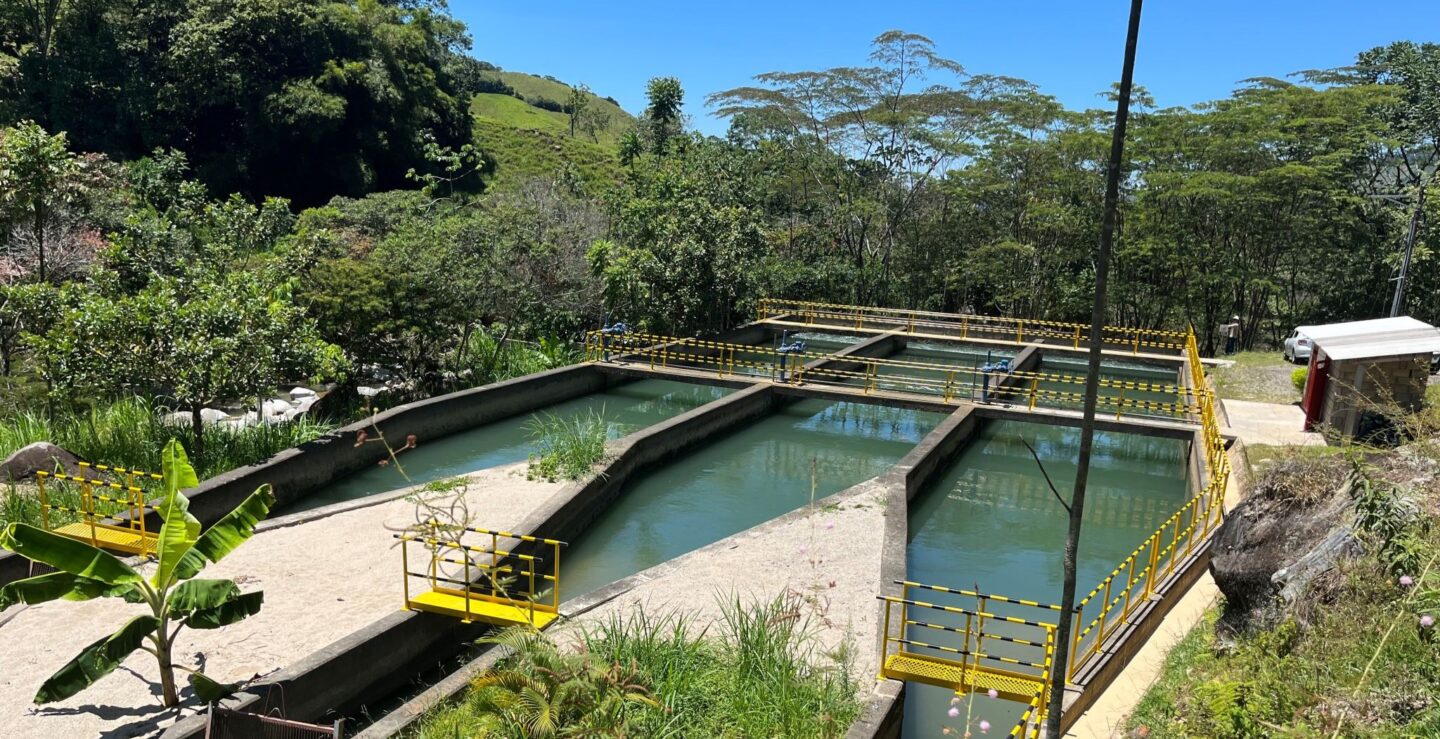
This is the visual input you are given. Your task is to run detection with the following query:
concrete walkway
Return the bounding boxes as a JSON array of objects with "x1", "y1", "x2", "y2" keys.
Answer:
[{"x1": 1221, "y1": 398, "x2": 1325, "y2": 447}]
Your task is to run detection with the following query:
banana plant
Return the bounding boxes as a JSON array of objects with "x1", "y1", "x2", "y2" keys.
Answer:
[{"x1": 0, "y1": 439, "x2": 274, "y2": 707}]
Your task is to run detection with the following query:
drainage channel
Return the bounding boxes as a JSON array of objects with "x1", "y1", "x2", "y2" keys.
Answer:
[
  {"x1": 286, "y1": 379, "x2": 731, "y2": 513},
  {"x1": 901, "y1": 418, "x2": 1190, "y2": 738},
  {"x1": 562, "y1": 397, "x2": 947, "y2": 602}
]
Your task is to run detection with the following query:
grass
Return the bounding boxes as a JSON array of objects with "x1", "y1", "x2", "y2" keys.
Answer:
[
  {"x1": 410, "y1": 594, "x2": 862, "y2": 738},
  {"x1": 472, "y1": 116, "x2": 622, "y2": 194},
  {"x1": 1127, "y1": 460, "x2": 1440, "y2": 738},
  {"x1": 524, "y1": 408, "x2": 609, "y2": 482},
  {"x1": 1211, "y1": 350, "x2": 1303, "y2": 405},
  {"x1": 0, "y1": 396, "x2": 334, "y2": 528},
  {"x1": 489, "y1": 71, "x2": 635, "y2": 146}
]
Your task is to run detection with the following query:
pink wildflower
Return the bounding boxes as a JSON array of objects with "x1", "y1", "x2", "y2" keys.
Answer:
[
  {"x1": 979, "y1": 719, "x2": 991, "y2": 734},
  {"x1": 948, "y1": 706, "x2": 960, "y2": 718},
  {"x1": 1422, "y1": 615, "x2": 1436, "y2": 629},
  {"x1": 987, "y1": 688, "x2": 998, "y2": 699}
]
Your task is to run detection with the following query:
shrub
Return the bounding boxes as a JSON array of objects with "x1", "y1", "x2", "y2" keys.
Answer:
[
  {"x1": 0, "y1": 396, "x2": 333, "y2": 527},
  {"x1": 412, "y1": 595, "x2": 861, "y2": 739},
  {"x1": 1291, "y1": 366, "x2": 1309, "y2": 392},
  {"x1": 525, "y1": 409, "x2": 608, "y2": 482}
]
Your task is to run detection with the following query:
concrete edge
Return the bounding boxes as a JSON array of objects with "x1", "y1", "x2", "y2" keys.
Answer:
[{"x1": 156, "y1": 382, "x2": 777, "y2": 739}]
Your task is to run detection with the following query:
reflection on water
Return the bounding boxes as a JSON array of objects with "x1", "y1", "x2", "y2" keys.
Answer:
[
  {"x1": 561, "y1": 399, "x2": 946, "y2": 599},
  {"x1": 286, "y1": 379, "x2": 732, "y2": 512},
  {"x1": 902, "y1": 419, "x2": 1188, "y2": 738}
]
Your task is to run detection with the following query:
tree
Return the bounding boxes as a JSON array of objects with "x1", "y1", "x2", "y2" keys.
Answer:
[
  {"x1": 0, "y1": 121, "x2": 88, "y2": 282},
  {"x1": 1, "y1": 0, "x2": 474, "y2": 206},
  {"x1": 0, "y1": 440, "x2": 273, "y2": 707},
  {"x1": 709, "y1": 31, "x2": 1023, "y2": 305},
  {"x1": 1046, "y1": 1, "x2": 1143, "y2": 734},
  {"x1": 590, "y1": 136, "x2": 767, "y2": 334},
  {"x1": 30, "y1": 273, "x2": 345, "y2": 464},
  {"x1": 643, "y1": 76, "x2": 684, "y2": 155}
]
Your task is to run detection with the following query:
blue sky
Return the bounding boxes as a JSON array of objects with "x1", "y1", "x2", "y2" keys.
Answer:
[{"x1": 450, "y1": 1, "x2": 1439, "y2": 135}]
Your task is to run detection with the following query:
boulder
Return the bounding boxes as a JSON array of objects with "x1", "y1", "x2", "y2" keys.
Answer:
[
  {"x1": 200, "y1": 408, "x2": 229, "y2": 424},
  {"x1": 289, "y1": 386, "x2": 317, "y2": 399},
  {"x1": 295, "y1": 396, "x2": 318, "y2": 413},
  {"x1": 0, "y1": 442, "x2": 82, "y2": 481},
  {"x1": 262, "y1": 398, "x2": 292, "y2": 415},
  {"x1": 1210, "y1": 471, "x2": 1359, "y2": 630},
  {"x1": 162, "y1": 411, "x2": 190, "y2": 427}
]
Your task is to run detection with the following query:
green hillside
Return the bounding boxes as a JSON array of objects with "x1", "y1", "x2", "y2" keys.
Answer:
[
  {"x1": 492, "y1": 71, "x2": 634, "y2": 146},
  {"x1": 472, "y1": 115, "x2": 621, "y2": 193},
  {"x1": 468, "y1": 70, "x2": 632, "y2": 191}
]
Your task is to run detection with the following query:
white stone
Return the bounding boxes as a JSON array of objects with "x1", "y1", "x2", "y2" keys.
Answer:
[
  {"x1": 199, "y1": 408, "x2": 229, "y2": 424},
  {"x1": 162, "y1": 411, "x2": 190, "y2": 427},
  {"x1": 289, "y1": 386, "x2": 317, "y2": 399},
  {"x1": 295, "y1": 396, "x2": 318, "y2": 412},
  {"x1": 262, "y1": 399, "x2": 292, "y2": 415},
  {"x1": 357, "y1": 386, "x2": 383, "y2": 397}
]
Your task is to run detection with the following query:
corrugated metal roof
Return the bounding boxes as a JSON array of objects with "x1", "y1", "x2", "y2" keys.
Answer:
[{"x1": 1302, "y1": 316, "x2": 1440, "y2": 361}]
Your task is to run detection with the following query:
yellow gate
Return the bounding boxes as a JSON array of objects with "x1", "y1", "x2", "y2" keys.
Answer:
[{"x1": 398, "y1": 522, "x2": 565, "y2": 628}]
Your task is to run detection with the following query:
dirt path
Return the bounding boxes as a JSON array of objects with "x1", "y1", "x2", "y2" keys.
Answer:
[{"x1": 0, "y1": 463, "x2": 562, "y2": 739}]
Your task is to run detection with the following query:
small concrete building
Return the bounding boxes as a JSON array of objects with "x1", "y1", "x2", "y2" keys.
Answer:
[{"x1": 1300, "y1": 316, "x2": 1440, "y2": 438}]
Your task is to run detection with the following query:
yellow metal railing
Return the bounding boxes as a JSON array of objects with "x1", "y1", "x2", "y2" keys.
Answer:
[
  {"x1": 873, "y1": 324, "x2": 1227, "y2": 703},
  {"x1": 398, "y1": 522, "x2": 565, "y2": 628},
  {"x1": 878, "y1": 581, "x2": 1058, "y2": 728},
  {"x1": 757, "y1": 298, "x2": 1188, "y2": 354},
  {"x1": 1063, "y1": 325, "x2": 1228, "y2": 681},
  {"x1": 35, "y1": 470, "x2": 158, "y2": 557},
  {"x1": 585, "y1": 330, "x2": 1207, "y2": 420}
]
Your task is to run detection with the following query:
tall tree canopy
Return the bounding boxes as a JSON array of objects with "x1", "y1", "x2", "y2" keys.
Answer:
[{"x1": 0, "y1": 0, "x2": 473, "y2": 206}]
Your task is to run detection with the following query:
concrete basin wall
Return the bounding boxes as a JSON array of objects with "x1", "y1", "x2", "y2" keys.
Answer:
[{"x1": 156, "y1": 381, "x2": 776, "y2": 739}]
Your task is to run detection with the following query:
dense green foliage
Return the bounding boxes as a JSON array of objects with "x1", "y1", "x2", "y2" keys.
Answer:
[
  {"x1": 0, "y1": 0, "x2": 473, "y2": 205},
  {"x1": 0, "y1": 23, "x2": 1436, "y2": 480},
  {"x1": 414, "y1": 596, "x2": 861, "y2": 738}
]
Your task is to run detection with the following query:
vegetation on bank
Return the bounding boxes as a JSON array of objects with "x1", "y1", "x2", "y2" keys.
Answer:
[
  {"x1": 412, "y1": 596, "x2": 861, "y2": 739},
  {"x1": 1129, "y1": 435, "x2": 1440, "y2": 737},
  {"x1": 525, "y1": 409, "x2": 610, "y2": 482},
  {"x1": 0, "y1": 396, "x2": 333, "y2": 528}
]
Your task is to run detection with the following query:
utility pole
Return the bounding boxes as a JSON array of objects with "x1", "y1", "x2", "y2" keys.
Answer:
[
  {"x1": 1390, "y1": 184, "x2": 1425, "y2": 317},
  {"x1": 1044, "y1": 0, "x2": 1144, "y2": 735}
]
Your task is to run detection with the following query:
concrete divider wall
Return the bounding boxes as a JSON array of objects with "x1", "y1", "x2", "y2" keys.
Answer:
[
  {"x1": 158, "y1": 382, "x2": 777, "y2": 739},
  {"x1": 846, "y1": 407, "x2": 983, "y2": 739}
]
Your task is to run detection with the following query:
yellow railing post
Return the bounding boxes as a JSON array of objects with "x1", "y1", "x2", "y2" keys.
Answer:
[{"x1": 401, "y1": 538, "x2": 411, "y2": 608}]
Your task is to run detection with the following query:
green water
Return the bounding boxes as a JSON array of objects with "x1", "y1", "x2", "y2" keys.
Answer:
[
  {"x1": 560, "y1": 399, "x2": 946, "y2": 600},
  {"x1": 287, "y1": 380, "x2": 732, "y2": 512},
  {"x1": 1035, "y1": 357, "x2": 1180, "y2": 416},
  {"x1": 902, "y1": 419, "x2": 1189, "y2": 738},
  {"x1": 852, "y1": 342, "x2": 1017, "y2": 397}
]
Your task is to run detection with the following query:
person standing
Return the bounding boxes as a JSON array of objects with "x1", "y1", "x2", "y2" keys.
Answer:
[{"x1": 1222, "y1": 315, "x2": 1241, "y2": 354}]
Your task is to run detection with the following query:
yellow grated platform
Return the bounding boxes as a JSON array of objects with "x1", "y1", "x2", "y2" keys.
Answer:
[
  {"x1": 52, "y1": 522, "x2": 156, "y2": 556},
  {"x1": 881, "y1": 652, "x2": 1044, "y2": 703},
  {"x1": 407, "y1": 587, "x2": 559, "y2": 628}
]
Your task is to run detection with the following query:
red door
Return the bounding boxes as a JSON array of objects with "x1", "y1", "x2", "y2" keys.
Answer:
[{"x1": 1302, "y1": 351, "x2": 1328, "y2": 431}]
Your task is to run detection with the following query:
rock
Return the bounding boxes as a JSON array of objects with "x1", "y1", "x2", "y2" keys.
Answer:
[
  {"x1": 295, "y1": 396, "x2": 318, "y2": 412},
  {"x1": 281, "y1": 408, "x2": 301, "y2": 421},
  {"x1": 1210, "y1": 471, "x2": 1360, "y2": 630},
  {"x1": 357, "y1": 386, "x2": 383, "y2": 398},
  {"x1": 0, "y1": 442, "x2": 82, "y2": 481},
  {"x1": 262, "y1": 399, "x2": 292, "y2": 415},
  {"x1": 200, "y1": 408, "x2": 229, "y2": 424},
  {"x1": 289, "y1": 386, "x2": 317, "y2": 399},
  {"x1": 162, "y1": 411, "x2": 190, "y2": 427}
]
